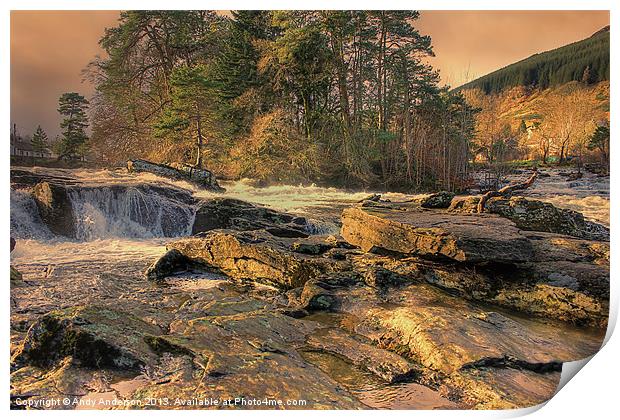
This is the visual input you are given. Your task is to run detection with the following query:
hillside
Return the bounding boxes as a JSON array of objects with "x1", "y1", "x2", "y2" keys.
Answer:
[
  {"x1": 465, "y1": 81, "x2": 609, "y2": 129},
  {"x1": 461, "y1": 79, "x2": 609, "y2": 163},
  {"x1": 458, "y1": 26, "x2": 609, "y2": 94}
]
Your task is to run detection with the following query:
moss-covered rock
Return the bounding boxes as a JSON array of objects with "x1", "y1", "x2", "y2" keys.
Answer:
[
  {"x1": 486, "y1": 196, "x2": 609, "y2": 240},
  {"x1": 12, "y1": 305, "x2": 162, "y2": 370},
  {"x1": 419, "y1": 191, "x2": 456, "y2": 209}
]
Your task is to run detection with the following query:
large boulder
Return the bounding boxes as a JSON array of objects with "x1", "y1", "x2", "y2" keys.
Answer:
[
  {"x1": 127, "y1": 159, "x2": 225, "y2": 192},
  {"x1": 486, "y1": 196, "x2": 609, "y2": 241},
  {"x1": 32, "y1": 182, "x2": 76, "y2": 238},
  {"x1": 341, "y1": 206, "x2": 534, "y2": 263},
  {"x1": 418, "y1": 191, "x2": 455, "y2": 209},
  {"x1": 161, "y1": 230, "x2": 349, "y2": 289},
  {"x1": 192, "y1": 197, "x2": 308, "y2": 236}
]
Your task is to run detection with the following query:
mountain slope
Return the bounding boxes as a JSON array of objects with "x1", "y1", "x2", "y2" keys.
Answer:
[{"x1": 458, "y1": 26, "x2": 609, "y2": 94}]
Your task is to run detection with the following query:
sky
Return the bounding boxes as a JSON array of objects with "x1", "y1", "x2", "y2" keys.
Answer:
[{"x1": 10, "y1": 10, "x2": 610, "y2": 139}]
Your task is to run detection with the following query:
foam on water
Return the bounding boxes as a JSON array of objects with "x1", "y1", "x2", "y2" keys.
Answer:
[{"x1": 11, "y1": 238, "x2": 167, "y2": 266}]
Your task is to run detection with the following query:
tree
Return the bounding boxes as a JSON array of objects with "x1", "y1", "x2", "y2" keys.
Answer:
[
  {"x1": 587, "y1": 122, "x2": 610, "y2": 165},
  {"x1": 154, "y1": 64, "x2": 222, "y2": 168},
  {"x1": 581, "y1": 65, "x2": 591, "y2": 85},
  {"x1": 87, "y1": 11, "x2": 226, "y2": 165},
  {"x1": 57, "y1": 92, "x2": 89, "y2": 160},
  {"x1": 31, "y1": 125, "x2": 48, "y2": 160}
]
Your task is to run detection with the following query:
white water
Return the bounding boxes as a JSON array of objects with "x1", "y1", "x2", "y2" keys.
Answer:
[
  {"x1": 505, "y1": 169, "x2": 610, "y2": 226},
  {"x1": 68, "y1": 187, "x2": 195, "y2": 241}
]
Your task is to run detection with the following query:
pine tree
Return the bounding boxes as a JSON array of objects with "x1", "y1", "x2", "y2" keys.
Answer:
[
  {"x1": 31, "y1": 125, "x2": 48, "y2": 160},
  {"x1": 587, "y1": 123, "x2": 610, "y2": 164},
  {"x1": 57, "y1": 92, "x2": 89, "y2": 160},
  {"x1": 154, "y1": 64, "x2": 221, "y2": 168}
]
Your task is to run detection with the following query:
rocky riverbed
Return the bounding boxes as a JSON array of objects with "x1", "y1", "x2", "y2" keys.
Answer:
[{"x1": 10, "y1": 166, "x2": 609, "y2": 410}]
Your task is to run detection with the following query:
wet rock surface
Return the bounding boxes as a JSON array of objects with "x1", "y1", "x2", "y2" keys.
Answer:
[
  {"x1": 163, "y1": 230, "x2": 350, "y2": 289},
  {"x1": 10, "y1": 171, "x2": 609, "y2": 410},
  {"x1": 33, "y1": 182, "x2": 76, "y2": 238}
]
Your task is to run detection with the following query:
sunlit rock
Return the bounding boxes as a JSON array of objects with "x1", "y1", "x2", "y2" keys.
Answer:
[
  {"x1": 165, "y1": 230, "x2": 350, "y2": 289},
  {"x1": 341, "y1": 206, "x2": 534, "y2": 263}
]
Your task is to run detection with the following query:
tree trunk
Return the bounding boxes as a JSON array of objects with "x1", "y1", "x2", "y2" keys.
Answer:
[
  {"x1": 477, "y1": 170, "x2": 538, "y2": 213},
  {"x1": 195, "y1": 116, "x2": 204, "y2": 169}
]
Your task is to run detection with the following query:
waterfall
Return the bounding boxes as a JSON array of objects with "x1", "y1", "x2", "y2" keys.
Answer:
[
  {"x1": 11, "y1": 184, "x2": 197, "y2": 241},
  {"x1": 10, "y1": 189, "x2": 55, "y2": 240},
  {"x1": 68, "y1": 186, "x2": 197, "y2": 240}
]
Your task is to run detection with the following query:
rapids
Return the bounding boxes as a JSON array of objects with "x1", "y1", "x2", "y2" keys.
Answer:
[{"x1": 10, "y1": 166, "x2": 610, "y2": 268}]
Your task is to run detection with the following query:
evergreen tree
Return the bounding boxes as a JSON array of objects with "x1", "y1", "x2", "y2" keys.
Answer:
[
  {"x1": 31, "y1": 125, "x2": 48, "y2": 160},
  {"x1": 587, "y1": 123, "x2": 610, "y2": 164},
  {"x1": 57, "y1": 92, "x2": 89, "y2": 160},
  {"x1": 581, "y1": 65, "x2": 591, "y2": 85},
  {"x1": 154, "y1": 64, "x2": 222, "y2": 168}
]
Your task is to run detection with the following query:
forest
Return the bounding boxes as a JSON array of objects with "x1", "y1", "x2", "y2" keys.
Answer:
[
  {"x1": 86, "y1": 11, "x2": 476, "y2": 191},
  {"x1": 458, "y1": 26, "x2": 610, "y2": 94}
]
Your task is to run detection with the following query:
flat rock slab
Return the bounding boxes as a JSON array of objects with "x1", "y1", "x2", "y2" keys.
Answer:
[
  {"x1": 338, "y1": 284, "x2": 603, "y2": 375},
  {"x1": 134, "y1": 313, "x2": 365, "y2": 409},
  {"x1": 341, "y1": 206, "x2": 534, "y2": 263}
]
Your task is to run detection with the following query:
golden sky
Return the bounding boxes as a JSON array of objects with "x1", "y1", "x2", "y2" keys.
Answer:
[{"x1": 10, "y1": 10, "x2": 609, "y2": 138}]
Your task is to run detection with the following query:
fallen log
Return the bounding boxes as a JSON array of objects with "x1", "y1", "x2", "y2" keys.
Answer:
[
  {"x1": 477, "y1": 170, "x2": 538, "y2": 213},
  {"x1": 127, "y1": 159, "x2": 225, "y2": 192}
]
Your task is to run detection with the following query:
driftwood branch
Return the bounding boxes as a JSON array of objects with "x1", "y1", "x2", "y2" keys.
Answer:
[{"x1": 476, "y1": 169, "x2": 538, "y2": 213}]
